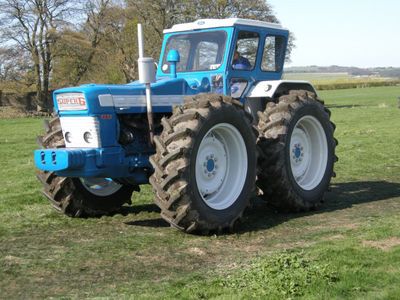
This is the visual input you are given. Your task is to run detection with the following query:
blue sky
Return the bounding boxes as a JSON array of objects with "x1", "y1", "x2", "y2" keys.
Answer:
[{"x1": 267, "y1": 0, "x2": 400, "y2": 67}]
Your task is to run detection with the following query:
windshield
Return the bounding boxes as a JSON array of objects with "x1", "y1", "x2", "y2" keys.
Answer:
[{"x1": 161, "y1": 30, "x2": 227, "y2": 73}]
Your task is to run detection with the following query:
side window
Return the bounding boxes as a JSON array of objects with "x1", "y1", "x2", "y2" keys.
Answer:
[
  {"x1": 232, "y1": 31, "x2": 259, "y2": 70},
  {"x1": 262, "y1": 36, "x2": 285, "y2": 72},
  {"x1": 193, "y1": 41, "x2": 219, "y2": 71}
]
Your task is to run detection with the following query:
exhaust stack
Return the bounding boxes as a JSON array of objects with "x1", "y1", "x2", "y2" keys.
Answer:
[{"x1": 137, "y1": 23, "x2": 156, "y2": 144}]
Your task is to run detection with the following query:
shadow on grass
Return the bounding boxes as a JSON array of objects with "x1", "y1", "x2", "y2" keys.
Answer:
[
  {"x1": 326, "y1": 104, "x2": 365, "y2": 109},
  {"x1": 237, "y1": 180, "x2": 400, "y2": 233},
  {"x1": 119, "y1": 203, "x2": 160, "y2": 215},
  {"x1": 118, "y1": 181, "x2": 400, "y2": 233},
  {"x1": 125, "y1": 218, "x2": 169, "y2": 228},
  {"x1": 118, "y1": 204, "x2": 170, "y2": 228}
]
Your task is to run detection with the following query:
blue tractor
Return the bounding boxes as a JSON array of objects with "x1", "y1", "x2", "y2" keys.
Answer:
[{"x1": 34, "y1": 18, "x2": 337, "y2": 233}]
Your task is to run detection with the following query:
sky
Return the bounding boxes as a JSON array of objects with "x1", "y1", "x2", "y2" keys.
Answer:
[{"x1": 267, "y1": 0, "x2": 400, "y2": 68}]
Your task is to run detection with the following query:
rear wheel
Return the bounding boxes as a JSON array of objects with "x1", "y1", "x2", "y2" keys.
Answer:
[
  {"x1": 257, "y1": 90, "x2": 337, "y2": 211},
  {"x1": 149, "y1": 94, "x2": 257, "y2": 233},
  {"x1": 36, "y1": 117, "x2": 135, "y2": 217}
]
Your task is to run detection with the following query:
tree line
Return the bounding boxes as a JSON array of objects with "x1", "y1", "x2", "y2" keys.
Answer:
[{"x1": 0, "y1": 0, "x2": 292, "y2": 111}]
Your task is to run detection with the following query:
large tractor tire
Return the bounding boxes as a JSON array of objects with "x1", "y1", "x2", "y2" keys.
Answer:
[
  {"x1": 149, "y1": 94, "x2": 257, "y2": 234},
  {"x1": 257, "y1": 90, "x2": 337, "y2": 211},
  {"x1": 36, "y1": 117, "x2": 135, "y2": 217}
]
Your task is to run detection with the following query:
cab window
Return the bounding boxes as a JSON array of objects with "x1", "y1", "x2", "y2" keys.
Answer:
[
  {"x1": 232, "y1": 31, "x2": 259, "y2": 70},
  {"x1": 262, "y1": 35, "x2": 285, "y2": 72},
  {"x1": 162, "y1": 31, "x2": 227, "y2": 73}
]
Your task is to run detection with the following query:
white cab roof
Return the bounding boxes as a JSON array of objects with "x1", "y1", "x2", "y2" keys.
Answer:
[{"x1": 164, "y1": 18, "x2": 285, "y2": 33}]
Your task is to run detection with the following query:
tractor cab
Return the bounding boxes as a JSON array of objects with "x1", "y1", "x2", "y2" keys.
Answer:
[{"x1": 158, "y1": 18, "x2": 289, "y2": 100}]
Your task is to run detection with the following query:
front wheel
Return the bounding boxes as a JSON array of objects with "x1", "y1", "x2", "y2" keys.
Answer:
[
  {"x1": 257, "y1": 90, "x2": 338, "y2": 211},
  {"x1": 36, "y1": 117, "x2": 135, "y2": 217},
  {"x1": 149, "y1": 94, "x2": 257, "y2": 233}
]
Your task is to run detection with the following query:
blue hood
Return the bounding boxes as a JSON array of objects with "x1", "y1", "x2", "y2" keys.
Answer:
[{"x1": 53, "y1": 77, "x2": 199, "y2": 114}]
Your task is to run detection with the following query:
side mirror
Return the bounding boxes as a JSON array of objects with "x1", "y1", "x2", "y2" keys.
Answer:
[{"x1": 167, "y1": 49, "x2": 180, "y2": 78}]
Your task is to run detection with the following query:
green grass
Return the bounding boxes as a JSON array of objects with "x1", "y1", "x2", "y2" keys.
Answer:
[{"x1": 1, "y1": 86, "x2": 400, "y2": 299}]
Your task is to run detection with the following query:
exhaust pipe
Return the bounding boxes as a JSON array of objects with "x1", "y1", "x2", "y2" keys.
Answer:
[{"x1": 137, "y1": 23, "x2": 156, "y2": 144}]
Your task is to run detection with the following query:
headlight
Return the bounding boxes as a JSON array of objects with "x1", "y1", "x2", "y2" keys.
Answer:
[
  {"x1": 83, "y1": 132, "x2": 93, "y2": 143},
  {"x1": 65, "y1": 132, "x2": 72, "y2": 143}
]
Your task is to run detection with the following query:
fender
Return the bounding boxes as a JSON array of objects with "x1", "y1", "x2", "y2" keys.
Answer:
[
  {"x1": 247, "y1": 80, "x2": 317, "y2": 99},
  {"x1": 244, "y1": 80, "x2": 318, "y2": 124}
]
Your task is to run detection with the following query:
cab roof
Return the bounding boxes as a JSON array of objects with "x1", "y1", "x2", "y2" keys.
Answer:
[{"x1": 163, "y1": 18, "x2": 285, "y2": 34}]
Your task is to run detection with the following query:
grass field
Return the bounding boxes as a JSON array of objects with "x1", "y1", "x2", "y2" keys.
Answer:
[{"x1": 1, "y1": 86, "x2": 400, "y2": 299}]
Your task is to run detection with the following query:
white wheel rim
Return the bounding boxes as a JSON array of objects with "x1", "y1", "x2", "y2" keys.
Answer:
[
  {"x1": 195, "y1": 123, "x2": 248, "y2": 210},
  {"x1": 79, "y1": 177, "x2": 122, "y2": 197},
  {"x1": 290, "y1": 115, "x2": 328, "y2": 190}
]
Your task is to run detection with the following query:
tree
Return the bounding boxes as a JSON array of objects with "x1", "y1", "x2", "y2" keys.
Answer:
[
  {"x1": 0, "y1": 47, "x2": 34, "y2": 92},
  {"x1": 0, "y1": 0, "x2": 79, "y2": 110},
  {"x1": 53, "y1": 0, "x2": 131, "y2": 86}
]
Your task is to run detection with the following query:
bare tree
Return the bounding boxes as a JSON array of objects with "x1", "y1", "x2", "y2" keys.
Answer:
[
  {"x1": 71, "y1": 0, "x2": 114, "y2": 84},
  {"x1": 0, "y1": 47, "x2": 34, "y2": 88},
  {"x1": 53, "y1": 0, "x2": 132, "y2": 85},
  {"x1": 0, "y1": 0, "x2": 78, "y2": 110},
  {"x1": 102, "y1": 5, "x2": 138, "y2": 82}
]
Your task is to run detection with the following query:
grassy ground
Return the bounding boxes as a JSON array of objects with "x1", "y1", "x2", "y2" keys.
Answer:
[{"x1": 1, "y1": 86, "x2": 400, "y2": 299}]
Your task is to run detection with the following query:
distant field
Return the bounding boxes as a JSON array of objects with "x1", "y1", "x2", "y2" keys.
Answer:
[
  {"x1": 1, "y1": 86, "x2": 400, "y2": 298},
  {"x1": 284, "y1": 72, "x2": 351, "y2": 82},
  {"x1": 283, "y1": 72, "x2": 400, "y2": 90}
]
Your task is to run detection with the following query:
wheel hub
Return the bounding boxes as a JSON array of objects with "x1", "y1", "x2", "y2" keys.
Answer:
[
  {"x1": 292, "y1": 143, "x2": 304, "y2": 162},
  {"x1": 206, "y1": 157, "x2": 216, "y2": 173}
]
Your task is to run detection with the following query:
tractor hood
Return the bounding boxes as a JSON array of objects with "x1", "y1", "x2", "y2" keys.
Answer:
[{"x1": 53, "y1": 77, "x2": 200, "y2": 115}]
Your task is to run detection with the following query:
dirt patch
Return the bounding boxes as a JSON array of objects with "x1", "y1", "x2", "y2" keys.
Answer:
[
  {"x1": 187, "y1": 247, "x2": 206, "y2": 256},
  {"x1": 272, "y1": 240, "x2": 315, "y2": 250},
  {"x1": 323, "y1": 234, "x2": 345, "y2": 241},
  {"x1": 362, "y1": 237, "x2": 400, "y2": 251},
  {"x1": 3, "y1": 255, "x2": 27, "y2": 266}
]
